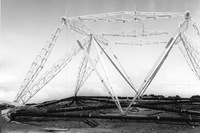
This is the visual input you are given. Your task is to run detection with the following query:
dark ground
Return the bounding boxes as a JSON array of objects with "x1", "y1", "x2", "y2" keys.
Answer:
[
  {"x1": 2, "y1": 96, "x2": 200, "y2": 133},
  {"x1": 2, "y1": 114, "x2": 200, "y2": 133}
]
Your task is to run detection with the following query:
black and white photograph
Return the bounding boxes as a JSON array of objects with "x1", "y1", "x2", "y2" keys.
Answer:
[{"x1": 1, "y1": 0, "x2": 200, "y2": 132}]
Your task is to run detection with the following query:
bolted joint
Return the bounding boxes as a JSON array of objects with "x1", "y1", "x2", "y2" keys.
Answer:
[
  {"x1": 61, "y1": 16, "x2": 67, "y2": 21},
  {"x1": 185, "y1": 11, "x2": 191, "y2": 20},
  {"x1": 89, "y1": 34, "x2": 93, "y2": 37}
]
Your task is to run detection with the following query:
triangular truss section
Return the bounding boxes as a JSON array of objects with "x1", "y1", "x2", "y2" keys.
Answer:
[{"x1": 14, "y1": 10, "x2": 200, "y2": 115}]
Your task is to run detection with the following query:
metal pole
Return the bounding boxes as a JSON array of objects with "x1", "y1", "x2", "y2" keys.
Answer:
[
  {"x1": 47, "y1": 104, "x2": 127, "y2": 113},
  {"x1": 125, "y1": 36, "x2": 178, "y2": 114},
  {"x1": 109, "y1": 48, "x2": 137, "y2": 93},
  {"x1": 93, "y1": 36, "x2": 124, "y2": 114},
  {"x1": 93, "y1": 38, "x2": 137, "y2": 93}
]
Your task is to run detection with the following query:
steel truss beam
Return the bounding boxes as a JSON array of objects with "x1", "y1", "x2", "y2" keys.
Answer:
[
  {"x1": 15, "y1": 19, "x2": 65, "y2": 103},
  {"x1": 14, "y1": 17, "x2": 108, "y2": 104},
  {"x1": 180, "y1": 33, "x2": 200, "y2": 79},
  {"x1": 74, "y1": 37, "x2": 92, "y2": 96},
  {"x1": 115, "y1": 40, "x2": 167, "y2": 46},
  {"x1": 16, "y1": 37, "x2": 91, "y2": 104},
  {"x1": 69, "y1": 11, "x2": 184, "y2": 22},
  {"x1": 15, "y1": 10, "x2": 200, "y2": 120},
  {"x1": 102, "y1": 29, "x2": 168, "y2": 38}
]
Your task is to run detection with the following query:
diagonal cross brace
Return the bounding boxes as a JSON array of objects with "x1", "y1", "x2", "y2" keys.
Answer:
[{"x1": 125, "y1": 12, "x2": 190, "y2": 114}]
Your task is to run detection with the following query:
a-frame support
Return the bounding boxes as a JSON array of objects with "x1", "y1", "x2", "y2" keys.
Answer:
[
  {"x1": 125, "y1": 12, "x2": 191, "y2": 114},
  {"x1": 65, "y1": 18, "x2": 124, "y2": 114}
]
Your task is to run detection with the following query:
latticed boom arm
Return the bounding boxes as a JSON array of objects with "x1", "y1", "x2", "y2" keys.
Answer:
[
  {"x1": 74, "y1": 54, "x2": 100, "y2": 96},
  {"x1": 66, "y1": 19, "x2": 108, "y2": 46},
  {"x1": 78, "y1": 56, "x2": 100, "y2": 89},
  {"x1": 16, "y1": 37, "x2": 91, "y2": 103},
  {"x1": 102, "y1": 30, "x2": 168, "y2": 37},
  {"x1": 14, "y1": 20, "x2": 65, "y2": 103},
  {"x1": 75, "y1": 37, "x2": 92, "y2": 96},
  {"x1": 69, "y1": 11, "x2": 184, "y2": 22},
  {"x1": 15, "y1": 18, "x2": 109, "y2": 104},
  {"x1": 116, "y1": 40, "x2": 167, "y2": 46},
  {"x1": 180, "y1": 33, "x2": 200, "y2": 80}
]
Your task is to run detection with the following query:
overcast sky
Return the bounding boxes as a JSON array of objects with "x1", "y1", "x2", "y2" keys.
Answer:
[{"x1": 1, "y1": 0, "x2": 200, "y2": 103}]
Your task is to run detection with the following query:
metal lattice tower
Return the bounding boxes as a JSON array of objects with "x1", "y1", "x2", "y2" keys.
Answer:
[{"x1": 14, "y1": 10, "x2": 200, "y2": 115}]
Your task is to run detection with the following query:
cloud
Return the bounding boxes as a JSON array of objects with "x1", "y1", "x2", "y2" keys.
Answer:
[
  {"x1": 0, "y1": 84, "x2": 17, "y2": 92},
  {"x1": 149, "y1": 0, "x2": 156, "y2": 10},
  {"x1": 0, "y1": 84, "x2": 18, "y2": 102},
  {"x1": 0, "y1": 70, "x2": 20, "y2": 83},
  {"x1": 147, "y1": 82, "x2": 200, "y2": 97}
]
